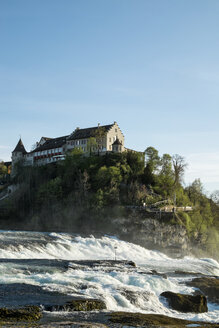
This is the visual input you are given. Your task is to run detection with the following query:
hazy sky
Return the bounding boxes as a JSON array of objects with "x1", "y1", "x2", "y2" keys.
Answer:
[{"x1": 0, "y1": 0, "x2": 218, "y2": 193}]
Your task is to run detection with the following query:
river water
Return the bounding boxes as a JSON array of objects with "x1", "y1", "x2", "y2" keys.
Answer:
[{"x1": 0, "y1": 230, "x2": 218, "y2": 323}]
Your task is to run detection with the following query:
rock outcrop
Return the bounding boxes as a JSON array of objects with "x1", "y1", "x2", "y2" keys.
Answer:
[
  {"x1": 160, "y1": 291, "x2": 208, "y2": 313},
  {"x1": 45, "y1": 299, "x2": 106, "y2": 312},
  {"x1": 0, "y1": 306, "x2": 42, "y2": 321},
  {"x1": 112, "y1": 210, "x2": 190, "y2": 257},
  {"x1": 186, "y1": 277, "x2": 219, "y2": 304},
  {"x1": 109, "y1": 312, "x2": 218, "y2": 327}
]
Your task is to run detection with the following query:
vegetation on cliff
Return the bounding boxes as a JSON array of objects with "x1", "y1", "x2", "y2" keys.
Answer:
[{"x1": 0, "y1": 147, "x2": 218, "y2": 256}]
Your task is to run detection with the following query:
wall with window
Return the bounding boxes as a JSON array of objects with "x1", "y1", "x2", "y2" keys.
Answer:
[{"x1": 106, "y1": 123, "x2": 125, "y2": 152}]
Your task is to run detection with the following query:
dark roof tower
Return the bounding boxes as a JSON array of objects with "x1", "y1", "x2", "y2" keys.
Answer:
[
  {"x1": 12, "y1": 139, "x2": 27, "y2": 154},
  {"x1": 112, "y1": 138, "x2": 123, "y2": 146}
]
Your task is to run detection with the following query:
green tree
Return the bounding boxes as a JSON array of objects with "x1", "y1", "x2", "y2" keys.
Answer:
[
  {"x1": 37, "y1": 177, "x2": 63, "y2": 205},
  {"x1": 93, "y1": 188, "x2": 105, "y2": 210},
  {"x1": 210, "y1": 190, "x2": 219, "y2": 230},
  {"x1": 160, "y1": 154, "x2": 173, "y2": 176},
  {"x1": 93, "y1": 127, "x2": 106, "y2": 155},
  {"x1": 210, "y1": 190, "x2": 219, "y2": 205},
  {"x1": 142, "y1": 162, "x2": 156, "y2": 186},
  {"x1": 86, "y1": 137, "x2": 97, "y2": 155},
  {"x1": 186, "y1": 179, "x2": 203, "y2": 205},
  {"x1": 145, "y1": 147, "x2": 160, "y2": 172},
  {"x1": 0, "y1": 161, "x2": 7, "y2": 179},
  {"x1": 156, "y1": 154, "x2": 174, "y2": 197},
  {"x1": 126, "y1": 151, "x2": 144, "y2": 178},
  {"x1": 96, "y1": 165, "x2": 122, "y2": 189}
]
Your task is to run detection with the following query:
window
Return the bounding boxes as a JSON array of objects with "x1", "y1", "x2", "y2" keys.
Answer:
[
  {"x1": 109, "y1": 137, "x2": 111, "y2": 142},
  {"x1": 115, "y1": 128, "x2": 117, "y2": 132}
]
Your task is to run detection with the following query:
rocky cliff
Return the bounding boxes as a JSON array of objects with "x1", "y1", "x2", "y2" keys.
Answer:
[{"x1": 109, "y1": 209, "x2": 190, "y2": 258}]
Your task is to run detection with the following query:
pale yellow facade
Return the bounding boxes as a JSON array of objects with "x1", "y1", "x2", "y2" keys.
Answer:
[
  {"x1": 106, "y1": 122, "x2": 124, "y2": 152},
  {"x1": 66, "y1": 122, "x2": 125, "y2": 154}
]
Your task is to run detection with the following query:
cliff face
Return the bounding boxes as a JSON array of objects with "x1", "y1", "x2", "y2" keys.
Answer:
[
  {"x1": 0, "y1": 201, "x2": 191, "y2": 258},
  {"x1": 109, "y1": 210, "x2": 190, "y2": 258}
]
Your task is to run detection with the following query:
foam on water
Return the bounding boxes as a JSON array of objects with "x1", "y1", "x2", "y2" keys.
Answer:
[
  {"x1": 0, "y1": 230, "x2": 218, "y2": 322},
  {"x1": 0, "y1": 232, "x2": 218, "y2": 275}
]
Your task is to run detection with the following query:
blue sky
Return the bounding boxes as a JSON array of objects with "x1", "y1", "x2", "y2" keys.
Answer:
[{"x1": 0, "y1": 0, "x2": 218, "y2": 193}]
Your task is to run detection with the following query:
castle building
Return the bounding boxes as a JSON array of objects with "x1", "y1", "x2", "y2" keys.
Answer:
[
  {"x1": 11, "y1": 122, "x2": 125, "y2": 169},
  {"x1": 66, "y1": 122, "x2": 124, "y2": 153},
  {"x1": 29, "y1": 135, "x2": 68, "y2": 165}
]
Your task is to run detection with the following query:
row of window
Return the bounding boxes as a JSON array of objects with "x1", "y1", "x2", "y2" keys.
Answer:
[
  {"x1": 70, "y1": 145, "x2": 107, "y2": 152},
  {"x1": 34, "y1": 148, "x2": 62, "y2": 156},
  {"x1": 68, "y1": 136, "x2": 119, "y2": 146},
  {"x1": 34, "y1": 152, "x2": 62, "y2": 160},
  {"x1": 37, "y1": 156, "x2": 64, "y2": 164},
  {"x1": 68, "y1": 140, "x2": 87, "y2": 146}
]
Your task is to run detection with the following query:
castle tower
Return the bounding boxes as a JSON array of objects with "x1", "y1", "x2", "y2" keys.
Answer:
[
  {"x1": 112, "y1": 138, "x2": 123, "y2": 153},
  {"x1": 11, "y1": 139, "x2": 27, "y2": 174}
]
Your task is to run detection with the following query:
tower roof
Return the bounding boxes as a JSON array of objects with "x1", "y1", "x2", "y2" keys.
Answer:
[
  {"x1": 112, "y1": 138, "x2": 123, "y2": 145},
  {"x1": 12, "y1": 139, "x2": 27, "y2": 154}
]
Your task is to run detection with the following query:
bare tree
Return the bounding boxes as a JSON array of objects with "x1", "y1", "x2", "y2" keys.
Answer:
[{"x1": 172, "y1": 154, "x2": 187, "y2": 186}]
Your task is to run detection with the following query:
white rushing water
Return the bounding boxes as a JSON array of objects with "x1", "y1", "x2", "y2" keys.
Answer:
[{"x1": 0, "y1": 230, "x2": 218, "y2": 323}]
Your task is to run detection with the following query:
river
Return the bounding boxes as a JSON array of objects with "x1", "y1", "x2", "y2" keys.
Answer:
[{"x1": 0, "y1": 230, "x2": 218, "y2": 324}]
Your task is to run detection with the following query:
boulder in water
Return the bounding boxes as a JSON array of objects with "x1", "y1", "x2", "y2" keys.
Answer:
[
  {"x1": 160, "y1": 291, "x2": 208, "y2": 313},
  {"x1": 186, "y1": 277, "x2": 219, "y2": 304}
]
